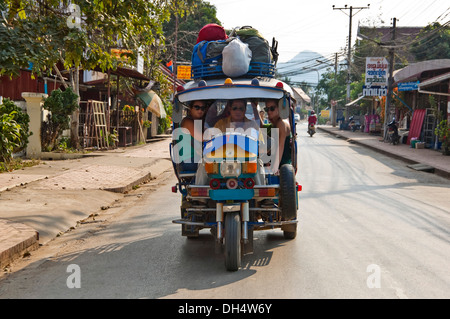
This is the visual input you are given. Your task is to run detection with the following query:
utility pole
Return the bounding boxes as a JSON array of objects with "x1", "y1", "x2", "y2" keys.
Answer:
[
  {"x1": 384, "y1": 17, "x2": 397, "y2": 141},
  {"x1": 333, "y1": 4, "x2": 370, "y2": 121},
  {"x1": 333, "y1": 52, "x2": 338, "y2": 127}
]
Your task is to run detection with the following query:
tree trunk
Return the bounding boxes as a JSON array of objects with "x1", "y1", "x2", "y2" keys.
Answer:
[{"x1": 70, "y1": 66, "x2": 80, "y2": 149}]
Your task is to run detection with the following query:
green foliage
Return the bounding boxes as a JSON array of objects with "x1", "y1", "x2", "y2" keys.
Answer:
[
  {"x1": 0, "y1": 98, "x2": 31, "y2": 153},
  {"x1": 163, "y1": 0, "x2": 222, "y2": 62},
  {"x1": 316, "y1": 69, "x2": 347, "y2": 108},
  {"x1": 435, "y1": 119, "x2": 449, "y2": 154},
  {"x1": 0, "y1": 0, "x2": 172, "y2": 77},
  {"x1": 0, "y1": 112, "x2": 21, "y2": 163},
  {"x1": 411, "y1": 23, "x2": 450, "y2": 61},
  {"x1": 158, "y1": 100, "x2": 173, "y2": 135},
  {"x1": 41, "y1": 87, "x2": 79, "y2": 151}
]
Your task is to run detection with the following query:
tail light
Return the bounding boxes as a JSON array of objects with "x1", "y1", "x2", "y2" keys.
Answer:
[
  {"x1": 254, "y1": 188, "x2": 276, "y2": 197},
  {"x1": 210, "y1": 179, "x2": 221, "y2": 190},
  {"x1": 244, "y1": 178, "x2": 255, "y2": 189},
  {"x1": 190, "y1": 187, "x2": 208, "y2": 197}
]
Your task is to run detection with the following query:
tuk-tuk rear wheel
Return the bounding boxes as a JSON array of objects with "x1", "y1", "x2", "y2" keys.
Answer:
[
  {"x1": 279, "y1": 164, "x2": 298, "y2": 221},
  {"x1": 224, "y1": 212, "x2": 241, "y2": 271}
]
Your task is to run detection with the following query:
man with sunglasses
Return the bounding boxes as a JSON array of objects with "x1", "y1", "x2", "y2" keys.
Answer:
[{"x1": 265, "y1": 99, "x2": 292, "y2": 170}]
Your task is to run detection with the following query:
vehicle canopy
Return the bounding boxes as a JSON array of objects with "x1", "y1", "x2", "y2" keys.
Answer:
[{"x1": 172, "y1": 77, "x2": 295, "y2": 125}]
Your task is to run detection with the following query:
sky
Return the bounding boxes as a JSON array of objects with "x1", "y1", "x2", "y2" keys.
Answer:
[{"x1": 206, "y1": 0, "x2": 449, "y2": 65}]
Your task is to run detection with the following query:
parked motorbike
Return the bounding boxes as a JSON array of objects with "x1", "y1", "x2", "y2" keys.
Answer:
[
  {"x1": 308, "y1": 123, "x2": 316, "y2": 137},
  {"x1": 387, "y1": 119, "x2": 400, "y2": 145},
  {"x1": 349, "y1": 116, "x2": 361, "y2": 132}
]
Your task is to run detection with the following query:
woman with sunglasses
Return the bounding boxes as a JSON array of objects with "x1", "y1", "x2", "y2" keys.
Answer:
[
  {"x1": 214, "y1": 99, "x2": 259, "y2": 132},
  {"x1": 265, "y1": 99, "x2": 292, "y2": 170},
  {"x1": 176, "y1": 100, "x2": 208, "y2": 172}
]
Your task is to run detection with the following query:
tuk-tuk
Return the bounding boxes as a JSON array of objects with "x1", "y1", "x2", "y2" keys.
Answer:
[{"x1": 170, "y1": 43, "x2": 301, "y2": 272}]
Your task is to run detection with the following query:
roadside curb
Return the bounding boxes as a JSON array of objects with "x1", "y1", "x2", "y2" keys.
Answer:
[{"x1": 0, "y1": 220, "x2": 39, "y2": 270}]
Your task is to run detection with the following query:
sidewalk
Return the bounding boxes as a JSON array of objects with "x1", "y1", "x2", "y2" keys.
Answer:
[
  {"x1": 318, "y1": 125, "x2": 450, "y2": 179},
  {"x1": 0, "y1": 137, "x2": 174, "y2": 270}
]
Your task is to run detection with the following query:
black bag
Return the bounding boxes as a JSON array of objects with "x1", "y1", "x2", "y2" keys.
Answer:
[{"x1": 235, "y1": 27, "x2": 272, "y2": 64}]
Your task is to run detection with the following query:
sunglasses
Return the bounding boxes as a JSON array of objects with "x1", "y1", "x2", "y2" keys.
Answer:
[
  {"x1": 264, "y1": 106, "x2": 277, "y2": 112},
  {"x1": 232, "y1": 106, "x2": 245, "y2": 111},
  {"x1": 192, "y1": 105, "x2": 206, "y2": 111}
]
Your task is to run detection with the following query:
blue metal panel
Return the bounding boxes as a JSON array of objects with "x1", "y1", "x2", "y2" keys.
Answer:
[{"x1": 209, "y1": 189, "x2": 254, "y2": 201}]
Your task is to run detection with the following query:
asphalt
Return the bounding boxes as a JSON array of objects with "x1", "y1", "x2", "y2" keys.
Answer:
[
  {"x1": 0, "y1": 136, "x2": 174, "y2": 270},
  {"x1": 1, "y1": 126, "x2": 449, "y2": 270}
]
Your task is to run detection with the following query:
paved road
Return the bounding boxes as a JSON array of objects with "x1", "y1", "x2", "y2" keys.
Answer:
[{"x1": 1, "y1": 125, "x2": 449, "y2": 298}]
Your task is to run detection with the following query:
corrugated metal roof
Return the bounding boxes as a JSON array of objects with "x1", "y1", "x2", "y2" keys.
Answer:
[{"x1": 292, "y1": 87, "x2": 311, "y2": 103}]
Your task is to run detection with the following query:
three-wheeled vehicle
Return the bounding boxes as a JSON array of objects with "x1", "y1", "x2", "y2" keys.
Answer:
[{"x1": 169, "y1": 65, "x2": 301, "y2": 272}]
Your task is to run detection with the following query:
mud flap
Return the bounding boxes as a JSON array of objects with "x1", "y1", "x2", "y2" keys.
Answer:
[{"x1": 242, "y1": 226, "x2": 254, "y2": 255}]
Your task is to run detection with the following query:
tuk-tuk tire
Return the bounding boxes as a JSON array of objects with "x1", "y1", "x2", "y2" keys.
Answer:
[
  {"x1": 279, "y1": 164, "x2": 297, "y2": 221},
  {"x1": 224, "y1": 212, "x2": 241, "y2": 271}
]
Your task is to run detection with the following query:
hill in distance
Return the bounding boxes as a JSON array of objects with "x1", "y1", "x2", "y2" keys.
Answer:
[{"x1": 277, "y1": 50, "x2": 329, "y2": 86}]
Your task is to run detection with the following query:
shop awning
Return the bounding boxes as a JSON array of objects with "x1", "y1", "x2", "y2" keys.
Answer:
[
  {"x1": 345, "y1": 95, "x2": 365, "y2": 106},
  {"x1": 92, "y1": 65, "x2": 150, "y2": 81},
  {"x1": 393, "y1": 59, "x2": 450, "y2": 84},
  {"x1": 418, "y1": 71, "x2": 450, "y2": 88},
  {"x1": 418, "y1": 71, "x2": 450, "y2": 97},
  {"x1": 136, "y1": 90, "x2": 166, "y2": 118}
]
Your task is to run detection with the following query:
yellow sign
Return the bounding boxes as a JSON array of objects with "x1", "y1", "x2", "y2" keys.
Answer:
[
  {"x1": 177, "y1": 65, "x2": 192, "y2": 80},
  {"x1": 110, "y1": 49, "x2": 133, "y2": 63},
  {"x1": 321, "y1": 110, "x2": 330, "y2": 118}
]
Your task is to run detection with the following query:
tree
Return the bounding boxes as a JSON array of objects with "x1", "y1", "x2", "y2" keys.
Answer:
[
  {"x1": 1, "y1": 0, "x2": 171, "y2": 77},
  {"x1": 316, "y1": 69, "x2": 347, "y2": 109},
  {"x1": 163, "y1": 0, "x2": 222, "y2": 63},
  {"x1": 1, "y1": 0, "x2": 176, "y2": 148},
  {"x1": 41, "y1": 87, "x2": 79, "y2": 151},
  {"x1": 410, "y1": 22, "x2": 450, "y2": 61}
]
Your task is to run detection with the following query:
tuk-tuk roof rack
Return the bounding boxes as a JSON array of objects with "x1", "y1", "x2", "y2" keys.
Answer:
[{"x1": 192, "y1": 61, "x2": 275, "y2": 80}]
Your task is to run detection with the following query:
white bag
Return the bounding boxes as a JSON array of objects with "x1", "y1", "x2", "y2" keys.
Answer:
[{"x1": 222, "y1": 38, "x2": 252, "y2": 77}]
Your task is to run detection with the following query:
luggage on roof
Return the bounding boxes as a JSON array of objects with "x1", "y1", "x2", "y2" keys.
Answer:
[
  {"x1": 196, "y1": 23, "x2": 228, "y2": 44},
  {"x1": 191, "y1": 25, "x2": 277, "y2": 79}
]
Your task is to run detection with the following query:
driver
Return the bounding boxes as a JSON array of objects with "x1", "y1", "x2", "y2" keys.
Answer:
[{"x1": 214, "y1": 99, "x2": 259, "y2": 132}]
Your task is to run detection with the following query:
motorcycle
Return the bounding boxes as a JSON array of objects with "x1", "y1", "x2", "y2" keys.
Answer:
[
  {"x1": 349, "y1": 116, "x2": 361, "y2": 132},
  {"x1": 170, "y1": 77, "x2": 301, "y2": 271},
  {"x1": 387, "y1": 119, "x2": 400, "y2": 145},
  {"x1": 308, "y1": 123, "x2": 316, "y2": 137}
]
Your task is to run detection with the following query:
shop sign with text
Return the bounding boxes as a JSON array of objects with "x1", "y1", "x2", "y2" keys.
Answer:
[{"x1": 365, "y1": 57, "x2": 388, "y2": 87}]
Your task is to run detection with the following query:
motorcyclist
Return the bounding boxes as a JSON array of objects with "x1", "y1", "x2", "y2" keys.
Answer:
[
  {"x1": 308, "y1": 110, "x2": 317, "y2": 126},
  {"x1": 308, "y1": 110, "x2": 317, "y2": 134}
]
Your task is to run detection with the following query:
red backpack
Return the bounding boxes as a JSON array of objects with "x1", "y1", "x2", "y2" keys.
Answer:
[{"x1": 196, "y1": 24, "x2": 228, "y2": 44}]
